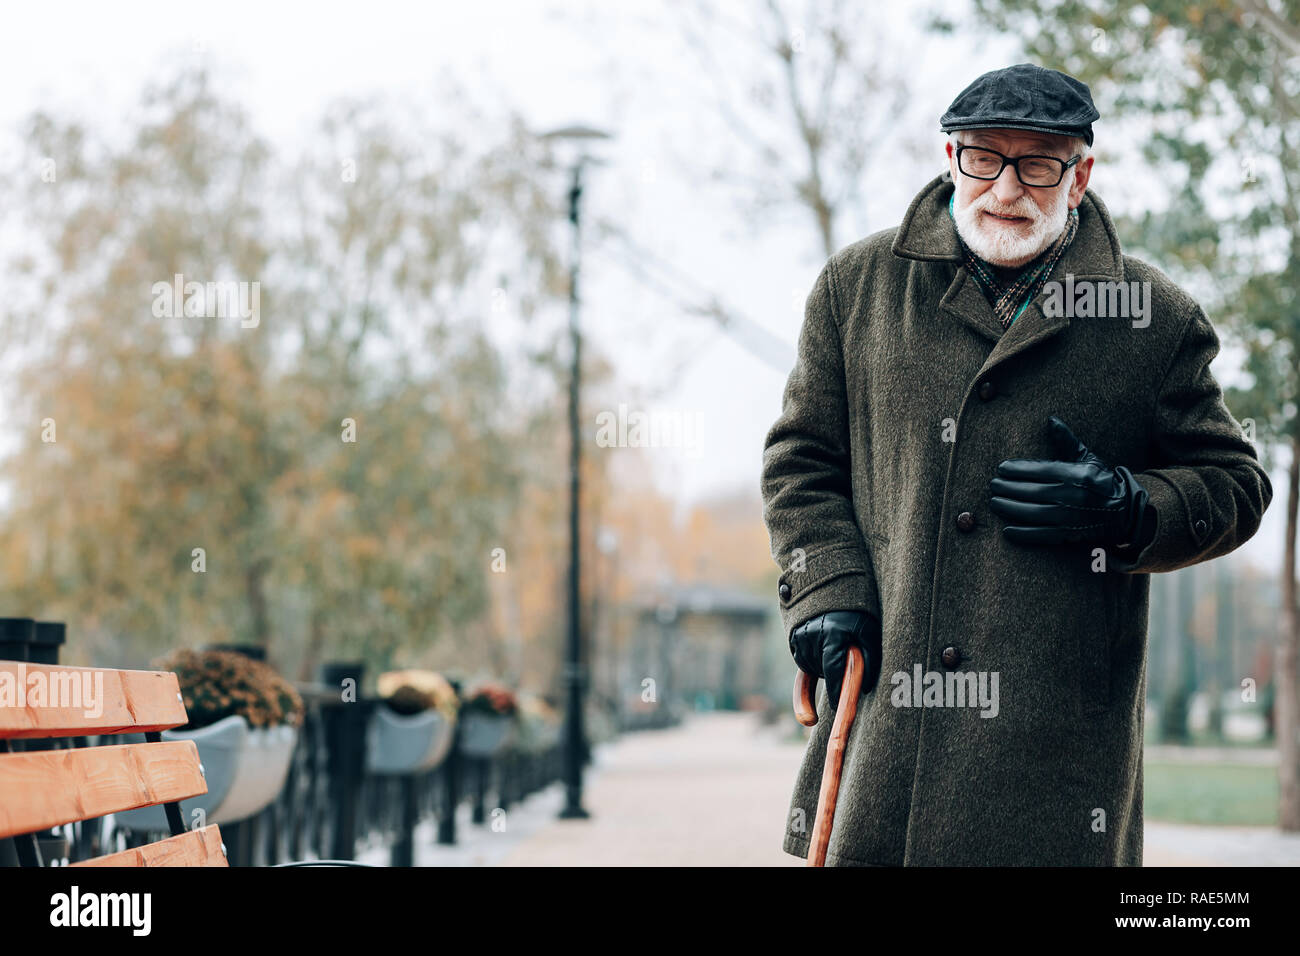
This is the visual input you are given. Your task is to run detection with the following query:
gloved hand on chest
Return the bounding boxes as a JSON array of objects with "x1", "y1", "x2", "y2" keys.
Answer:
[{"x1": 988, "y1": 415, "x2": 1154, "y2": 549}]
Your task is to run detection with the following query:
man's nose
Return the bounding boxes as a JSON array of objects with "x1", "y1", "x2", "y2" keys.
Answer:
[{"x1": 991, "y1": 163, "x2": 1025, "y2": 204}]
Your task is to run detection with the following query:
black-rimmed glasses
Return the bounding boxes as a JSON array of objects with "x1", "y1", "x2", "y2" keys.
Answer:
[{"x1": 955, "y1": 145, "x2": 1080, "y2": 188}]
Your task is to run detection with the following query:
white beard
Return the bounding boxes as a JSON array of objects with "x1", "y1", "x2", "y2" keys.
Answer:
[{"x1": 953, "y1": 175, "x2": 1073, "y2": 267}]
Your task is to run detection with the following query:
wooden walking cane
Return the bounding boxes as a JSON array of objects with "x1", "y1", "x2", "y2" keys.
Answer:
[{"x1": 793, "y1": 645, "x2": 865, "y2": 867}]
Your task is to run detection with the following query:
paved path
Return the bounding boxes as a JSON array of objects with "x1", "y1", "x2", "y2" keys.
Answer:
[
  {"x1": 1144, "y1": 822, "x2": 1300, "y2": 866},
  {"x1": 497, "y1": 713, "x2": 802, "y2": 867},
  {"x1": 376, "y1": 712, "x2": 1300, "y2": 866}
]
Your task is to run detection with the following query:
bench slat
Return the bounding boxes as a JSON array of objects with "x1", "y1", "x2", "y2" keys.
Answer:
[
  {"x1": 0, "y1": 741, "x2": 208, "y2": 838},
  {"x1": 71, "y1": 824, "x2": 228, "y2": 867},
  {"x1": 0, "y1": 662, "x2": 188, "y2": 739}
]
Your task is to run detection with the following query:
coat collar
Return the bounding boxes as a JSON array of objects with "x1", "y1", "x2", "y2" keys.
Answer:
[{"x1": 890, "y1": 171, "x2": 1126, "y2": 367}]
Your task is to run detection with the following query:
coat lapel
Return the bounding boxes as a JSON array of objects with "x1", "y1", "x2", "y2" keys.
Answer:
[{"x1": 892, "y1": 171, "x2": 1126, "y2": 377}]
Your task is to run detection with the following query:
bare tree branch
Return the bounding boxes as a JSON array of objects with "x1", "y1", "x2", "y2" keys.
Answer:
[{"x1": 595, "y1": 220, "x2": 795, "y2": 372}]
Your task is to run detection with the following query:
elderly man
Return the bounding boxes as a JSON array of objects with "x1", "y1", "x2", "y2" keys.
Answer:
[{"x1": 762, "y1": 63, "x2": 1272, "y2": 866}]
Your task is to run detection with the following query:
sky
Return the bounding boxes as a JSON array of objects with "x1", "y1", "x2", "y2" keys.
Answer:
[{"x1": 0, "y1": 0, "x2": 1286, "y2": 573}]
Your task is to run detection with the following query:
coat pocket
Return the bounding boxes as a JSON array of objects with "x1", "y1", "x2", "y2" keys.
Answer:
[{"x1": 1078, "y1": 575, "x2": 1114, "y2": 717}]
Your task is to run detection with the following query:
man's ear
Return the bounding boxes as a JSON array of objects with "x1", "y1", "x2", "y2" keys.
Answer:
[
  {"x1": 945, "y1": 140, "x2": 959, "y2": 181},
  {"x1": 1068, "y1": 155, "x2": 1094, "y2": 209}
]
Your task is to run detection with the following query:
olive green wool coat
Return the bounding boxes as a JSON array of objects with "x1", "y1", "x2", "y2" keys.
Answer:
[{"x1": 761, "y1": 171, "x2": 1272, "y2": 866}]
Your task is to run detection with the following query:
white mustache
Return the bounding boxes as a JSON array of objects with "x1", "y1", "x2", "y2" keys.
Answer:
[{"x1": 975, "y1": 196, "x2": 1041, "y2": 221}]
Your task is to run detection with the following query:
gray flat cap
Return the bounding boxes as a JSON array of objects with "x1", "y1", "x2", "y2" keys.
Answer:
[{"x1": 940, "y1": 63, "x2": 1099, "y2": 146}]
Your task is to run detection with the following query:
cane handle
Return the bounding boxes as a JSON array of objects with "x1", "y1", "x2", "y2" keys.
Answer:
[{"x1": 793, "y1": 668, "x2": 818, "y2": 727}]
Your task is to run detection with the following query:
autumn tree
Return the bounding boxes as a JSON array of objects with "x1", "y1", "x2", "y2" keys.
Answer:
[{"x1": 0, "y1": 68, "x2": 572, "y2": 680}]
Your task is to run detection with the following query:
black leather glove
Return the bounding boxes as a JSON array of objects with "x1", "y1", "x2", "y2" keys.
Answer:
[
  {"x1": 789, "y1": 609, "x2": 883, "y2": 712},
  {"x1": 988, "y1": 415, "x2": 1153, "y2": 548}
]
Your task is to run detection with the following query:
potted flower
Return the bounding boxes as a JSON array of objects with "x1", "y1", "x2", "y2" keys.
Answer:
[
  {"x1": 115, "y1": 648, "x2": 303, "y2": 831},
  {"x1": 367, "y1": 669, "x2": 459, "y2": 774},
  {"x1": 515, "y1": 692, "x2": 561, "y2": 753},
  {"x1": 458, "y1": 680, "x2": 517, "y2": 757}
]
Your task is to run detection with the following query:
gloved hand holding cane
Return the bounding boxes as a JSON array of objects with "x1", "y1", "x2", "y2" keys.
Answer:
[{"x1": 790, "y1": 609, "x2": 882, "y2": 866}]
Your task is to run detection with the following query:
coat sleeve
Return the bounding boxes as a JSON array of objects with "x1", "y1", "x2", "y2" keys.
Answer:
[
  {"x1": 1111, "y1": 301, "x2": 1272, "y2": 574},
  {"x1": 761, "y1": 258, "x2": 880, "y2": 637}
]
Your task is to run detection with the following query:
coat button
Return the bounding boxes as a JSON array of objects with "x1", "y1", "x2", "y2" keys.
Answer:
[
  {"x1": 956, "y1": 511, "x2": 975, "y2": 532},
  {"x1": 1194, "y1": 518, "x2": 1207, "y2": 536},
  {"x1": 978, "y1": 380, "x2": 996, "y2": 401},
  {"x1": 941, "y1": 646, "x2": 961, "y2": 669},
  {"x1": 778, "y1": 583, "x2": 791, "y2": 601}
]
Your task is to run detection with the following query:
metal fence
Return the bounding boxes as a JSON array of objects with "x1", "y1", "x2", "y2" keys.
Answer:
[{"x1": 0, "y1": 627, "x2": 682, "y2": 867}]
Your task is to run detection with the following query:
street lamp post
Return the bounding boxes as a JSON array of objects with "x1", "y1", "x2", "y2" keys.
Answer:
[
  {"x1": 541, "y1": 125, "x2": 612, "y2": 820},
  {"x1": 595, "y1": 527, "x2": 620, "y2": 737}
]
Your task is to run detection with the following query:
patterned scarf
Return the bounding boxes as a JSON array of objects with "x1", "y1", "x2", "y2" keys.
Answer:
[{"x1": 948, "y1": 194, "x2": 1079, "y2": 331}]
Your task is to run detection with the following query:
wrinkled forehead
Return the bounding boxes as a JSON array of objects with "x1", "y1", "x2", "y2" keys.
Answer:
[{"x1": 958, "y1": 127, "x2": 1074, "y2": 156}]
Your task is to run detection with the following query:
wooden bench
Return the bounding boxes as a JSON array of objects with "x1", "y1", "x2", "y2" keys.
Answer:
[{"x1": 0, "y1": 660, "x2": 228, "y2": 867}]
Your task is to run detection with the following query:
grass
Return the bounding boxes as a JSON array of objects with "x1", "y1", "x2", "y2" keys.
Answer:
[{"x1": 1143, "y1": 760, "x2": 1277, "y2": 826}]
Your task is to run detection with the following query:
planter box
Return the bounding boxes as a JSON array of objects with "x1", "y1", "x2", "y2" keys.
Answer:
[
  {"x1": 114, "y1": 715, "x2": 298, "y2": 831},
  {"x1": 459, "y1": 712, "x2": 514, "y2": 758},
  {"x1": 516, "y1": 717, "x2": 561, "y2": 753},
  {"x1": 365, "y1": 706, "x2": 455, "y2": 774}
]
